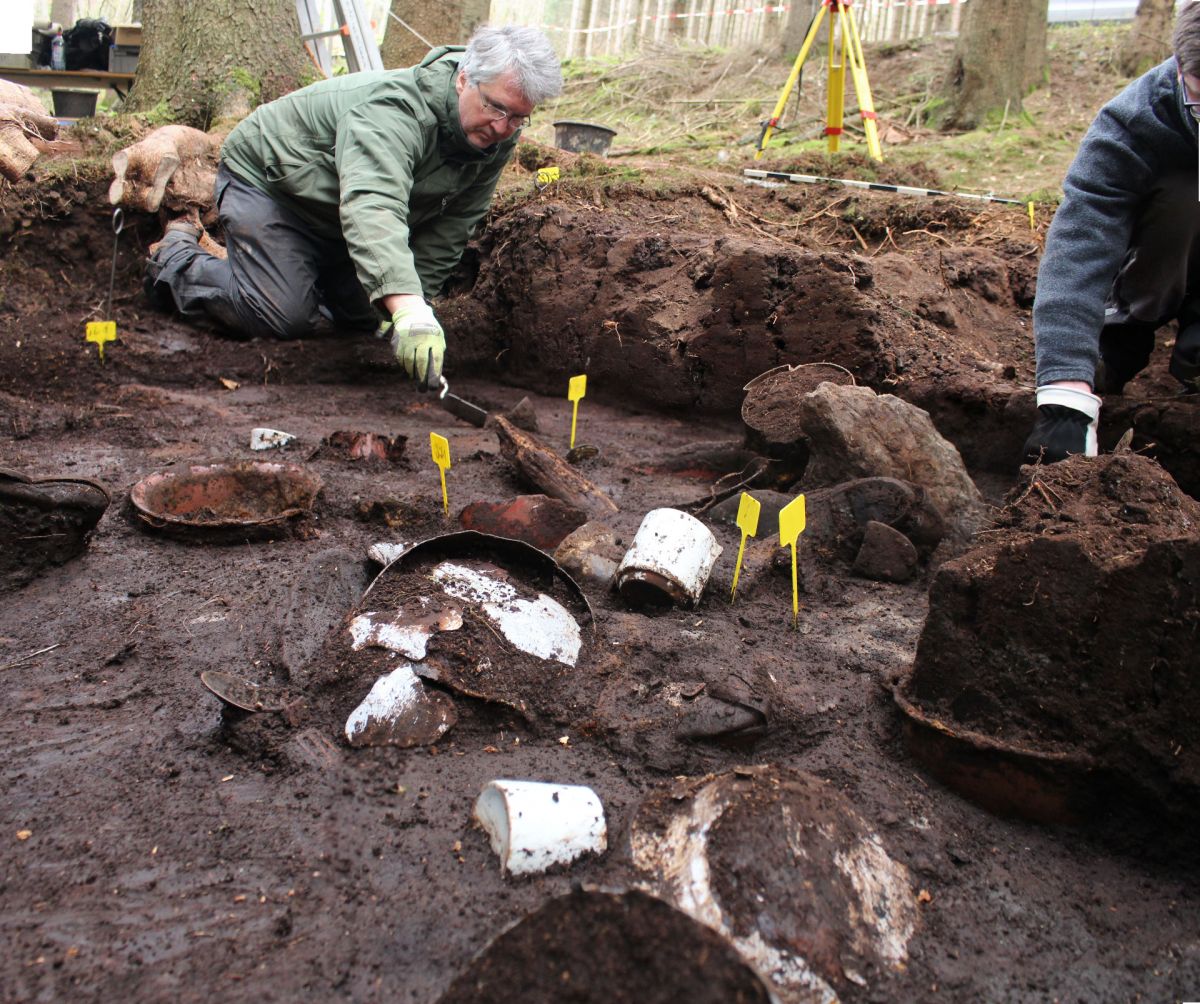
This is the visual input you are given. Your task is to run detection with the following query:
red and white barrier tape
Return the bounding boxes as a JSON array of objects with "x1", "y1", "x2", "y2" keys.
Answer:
[{"x1": 543, "y1": 0, "x2": 965, "y2": 36}]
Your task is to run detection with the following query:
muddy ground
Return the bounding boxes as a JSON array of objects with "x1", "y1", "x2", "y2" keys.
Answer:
[{"x1": 2, "y1": 146, "x2": 1200, "y2": 1004}]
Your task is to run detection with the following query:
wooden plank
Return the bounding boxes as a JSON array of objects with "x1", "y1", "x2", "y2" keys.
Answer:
[
  {"x1": 493, "y1": 416, "x2": 619, "y2": 521},
  {"x1": 0, "y1": 67, "x2": 135, "y2": 92}
]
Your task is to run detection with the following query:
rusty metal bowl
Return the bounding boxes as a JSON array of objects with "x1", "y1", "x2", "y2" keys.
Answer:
[{"x1": 129, "y1": 461, "x2": 322, "y2": 540}]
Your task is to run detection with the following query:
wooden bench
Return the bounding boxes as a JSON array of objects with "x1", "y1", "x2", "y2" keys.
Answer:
[{"x1": 0, "y1": 67, "x2": 136, "y2": 99}]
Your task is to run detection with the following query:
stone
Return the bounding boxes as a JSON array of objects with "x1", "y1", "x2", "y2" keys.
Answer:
[
  {"x1": 554, "y1": 521, "x2": 623, "y2": 590},
  {"x1": 793, "y1": 382, "x2": 985, "y2": 542},
  {"x1": 504, "y1": 396, "x2": 540, "y2": 432},
  {"x1": 851, "y1": 520, "x2": 918, "y2": 582}
]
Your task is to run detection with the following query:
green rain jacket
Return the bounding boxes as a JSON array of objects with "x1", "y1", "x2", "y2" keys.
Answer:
[{"x1": 219, "y1": 46, "x2": 516, "y2": 302}]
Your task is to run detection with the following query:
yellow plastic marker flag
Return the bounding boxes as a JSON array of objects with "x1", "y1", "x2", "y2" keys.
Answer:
[
  {"x1": 730, "y1": 492, "x2": 761, "y2": 602},
  {"x1": 85, "y1": 320, "x2": 117, "y2": 362},
  {"x1": 778, "y1": 494, "x2": 807, "y2": 627},
  {"x1": 430, "y1": 432, "x2": 451, "y2": 515},
  {"x1": 536, "y1": 166, "x2": 561, "y2": 188},
  {"x1": 567, "y1": 374, "x2": 587, "y2": 449}
]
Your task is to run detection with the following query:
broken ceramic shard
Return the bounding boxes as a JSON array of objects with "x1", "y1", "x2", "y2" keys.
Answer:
[
  {"x1": 367, "y1": 541, "x2": 408, "y2": 566},
  {"x1": 474, "y1": 779, "x2": 607, "y2": 876},
  {"x1": 249, "y1": 427, "x2": 295, "y2": 450},
  {"x1": 631, "y1": 766, "x2": 917, "y2": 1002},
  {"x1": 344, "y1": 662, "x2": 457, "y2": 748},
  {"x1": 430, "y1": 561, "x2": 582, "y2": 667},
  {"x1": 348, "y1": 596, "x2": 464, "y2": 660}
]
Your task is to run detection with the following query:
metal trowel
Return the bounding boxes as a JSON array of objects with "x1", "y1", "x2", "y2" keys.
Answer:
[{"x1": 436, "y1": 376, "x2": 488, "y2": 427}]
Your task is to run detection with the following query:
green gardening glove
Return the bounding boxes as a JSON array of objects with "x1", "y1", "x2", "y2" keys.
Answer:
[{"x1": 389, "y1": 300, "x2": 445, "y2": 390}]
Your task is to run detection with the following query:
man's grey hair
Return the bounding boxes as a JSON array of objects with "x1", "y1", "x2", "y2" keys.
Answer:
[
  {"x1": 1174, "y1": 2, "x2": 1200, "y2": 76},
  {"x1": 460, "y1": 25, "x2": 563, "y2": 105}
]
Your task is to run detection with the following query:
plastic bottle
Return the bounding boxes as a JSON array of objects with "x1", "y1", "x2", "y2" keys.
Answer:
[{"x1": 51, "y1": 32, "x2": 66, "y2": 71}]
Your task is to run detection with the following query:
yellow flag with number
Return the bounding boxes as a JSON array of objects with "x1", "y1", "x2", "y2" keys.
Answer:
[
  {"x1": 730, "y1": 492, "x2": 761, "y2": 601},
  {"x1": 568, "y1": 374, "x2": 587, "y2": 449},
  {"x1": 430, "y1": 433, "x2": 451, "y2": 514},
  {"x1": 778, "y1": 494, "x2": 807, "y2": 626},
  {"x1": 85, "y1": 320, "x2": 117, "y2": 362}
]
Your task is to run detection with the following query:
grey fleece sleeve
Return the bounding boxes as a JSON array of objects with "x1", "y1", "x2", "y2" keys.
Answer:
[
  {"x1": 1033, "y1": 99, "x2": 1156, "y2": 385},
  {"x1": 1031, "y1": 60, "x2": 1199, "y2": 387}
]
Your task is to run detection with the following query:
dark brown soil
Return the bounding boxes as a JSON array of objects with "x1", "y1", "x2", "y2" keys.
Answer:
[
  {"x1": 3, "y1": 160, "x2": 1200, "y2": 1004},
  {"x1": 438, "y1": 889, "x2": 774, "y2": 1003},
  {"x1": 901, "y1": 453, "x2": 1200, "y2": 839}
]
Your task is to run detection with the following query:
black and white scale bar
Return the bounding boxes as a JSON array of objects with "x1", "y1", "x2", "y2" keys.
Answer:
[{"x1": 743, "y1": 168, "x2": 1026, "y2": 206}]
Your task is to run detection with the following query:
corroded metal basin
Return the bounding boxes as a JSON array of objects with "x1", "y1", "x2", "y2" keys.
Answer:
[{"x1": 129, "y1": 461, "x2": 322, "y2": 539}]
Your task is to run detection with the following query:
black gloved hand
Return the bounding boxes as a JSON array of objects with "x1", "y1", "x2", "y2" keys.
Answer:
[{"x1": 1021, "y1": 386, "x2": 1101, "y2": 465}]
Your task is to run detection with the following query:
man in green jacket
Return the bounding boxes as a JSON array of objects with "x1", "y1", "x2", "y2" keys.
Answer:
[{"x1": 145, "y1": 25, "x2": 562, "y2": 388}]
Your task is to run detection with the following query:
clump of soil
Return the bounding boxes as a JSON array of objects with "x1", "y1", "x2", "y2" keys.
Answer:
[
  {"x1": 901, "y1": 453, "x2": 1200, "y2": 831},
  {"x1": 437, "y1": 889, "x2": 774, "y2": 1003}
]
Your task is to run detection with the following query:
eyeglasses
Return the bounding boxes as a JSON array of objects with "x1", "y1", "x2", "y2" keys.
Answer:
[
  {"x1": 1179, "y1": 62, "x2": 1200, "y2": 122},
  {"x1": 1186, "y1": 92, "x2": 1200, "y2": 124},
  {"x1": 475, "y1": 84, "x2": 531, "y2": 129}
]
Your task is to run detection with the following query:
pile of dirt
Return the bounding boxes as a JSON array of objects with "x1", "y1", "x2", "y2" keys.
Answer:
[
  {"x1": 899, "y1": 452, "x2": 1200, "y2": 833},
  {"x1": 438, "y1": 889, "x2": 774, "y2": 1003},
  {"x1": 443, "y1": 194, "x2": 1039, "y2": 423}
]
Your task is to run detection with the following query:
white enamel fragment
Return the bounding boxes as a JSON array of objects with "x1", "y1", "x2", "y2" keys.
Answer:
[
  {"x1": 343, "y1": 661, "x2": 456, "y2": 748},
  {"x1": 474, "y1": 779, "x2": 607, "y2": 876},
  {"x1": 249, "y1": 427, "x2": 295, "y2": 450},
  {"x1": 367, "y1": 541, "x2": 408, "y2": 566},
  {"x1": 430, "y1": 562, "x2": 581, "y2": 667},
  {"x1": 346, "y1": 663, "x2": 415, "y2": 741},
  {"x1": 348, "y1": 596, "x2": 464, "y2": 660}
]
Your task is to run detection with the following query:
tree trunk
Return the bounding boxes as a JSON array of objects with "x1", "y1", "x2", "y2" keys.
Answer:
[
  {"x1": 50, "y1": 1, "x2": 76, "y2": 28},
  {"x1": 126, "y1": 0, "x2": 312, "y2": 129},
  {"x1": 1118, "y1": 0, "x2": 1174, "y2": 78},
  {"x1": 1022, "y1": 0, "x2": 1049, "y2": 91},
  {"x1": 381, "y1": 0, "x2": 490, "y2": 71},
  {"x1": 939, "y1": 0, "x2": 1047, "y2": 130},
  {"x1": 779, "y1": 0, "x2": 820, "y2": 58}
]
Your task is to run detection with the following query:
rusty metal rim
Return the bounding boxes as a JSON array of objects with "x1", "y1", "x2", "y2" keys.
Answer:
[
  {"x1": 1, "y1": 468, "x2": 111, "y2": 507},
  {"x1": 741, "y1": 361, "x2": 856, "y2": 394},
  {"x1": 129, "y1": 461, "x2": 322, "y2": 530},
  {"x1": 362, "y1": 529, "x2": 595, "y2": 634},
  {"x1": 892, "y1": 679, "x2": 1092, "y2": 767}
]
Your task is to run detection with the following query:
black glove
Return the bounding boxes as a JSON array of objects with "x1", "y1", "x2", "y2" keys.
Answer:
[{"x1": 1021, "y1": 386, "x2": 1100, "y2": 465}]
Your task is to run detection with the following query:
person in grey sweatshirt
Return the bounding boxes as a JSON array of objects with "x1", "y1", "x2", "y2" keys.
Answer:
[{"x1": 1023, "y1": 1, "x2": 1200, "y2": 463}]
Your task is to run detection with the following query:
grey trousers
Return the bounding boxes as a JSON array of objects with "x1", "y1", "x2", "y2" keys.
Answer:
[
  {"x1": 1099, "y1": 170, "x2": 1200, "y2": 378},
  {"x1": 151, "y1": 164, "x2": 377, "y2": 339},
  {"x1": 1107, "y1": 170, "x2": 1200, "y2": 328}
]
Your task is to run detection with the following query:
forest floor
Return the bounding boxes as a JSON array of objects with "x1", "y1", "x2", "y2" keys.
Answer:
[{"x1": 2, "y1": 22, "x2": 1199, "y2": 1004}]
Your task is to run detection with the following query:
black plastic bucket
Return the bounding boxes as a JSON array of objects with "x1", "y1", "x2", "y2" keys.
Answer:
[{"x1": 551, "y1": 120, "x2": 617, "y2": 156}]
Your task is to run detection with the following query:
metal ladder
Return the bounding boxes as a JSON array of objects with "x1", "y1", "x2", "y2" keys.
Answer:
[{"x1": 295, "y1": 0, "x2": 384, "y2": 76}]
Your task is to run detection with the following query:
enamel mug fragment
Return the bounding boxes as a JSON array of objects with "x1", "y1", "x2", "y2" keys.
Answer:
[
  {"x1": 616, "y1": 507, "x2": 722, "y2": 607},
  {"x1": 473, "y1": 780, "x2": 607, "y2": 877}
]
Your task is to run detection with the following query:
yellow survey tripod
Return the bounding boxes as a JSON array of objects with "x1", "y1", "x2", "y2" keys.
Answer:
[{"x1": 756, "y1": 0, "x2": 882, "y2": 162}]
